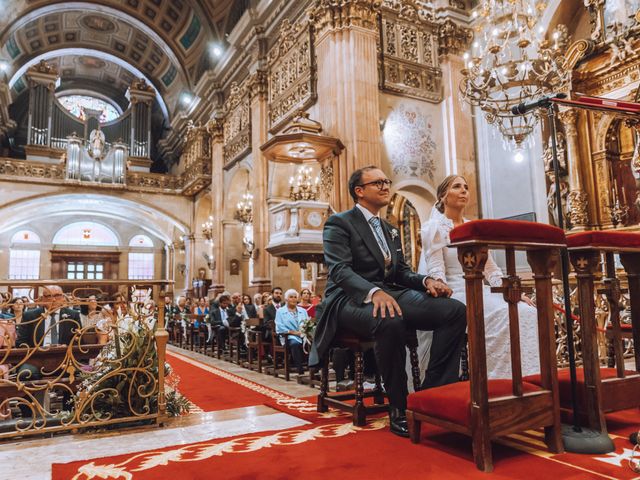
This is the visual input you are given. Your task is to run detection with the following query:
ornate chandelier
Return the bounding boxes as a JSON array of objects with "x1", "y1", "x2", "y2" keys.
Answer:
[
  {"x1": 289, "y1": 165, "x2": 320, "y2": 201},
  {"x1": 201, "y1": 215, "x2": 214, "y2": 244},
  {"x1": 234, "y1": 185, "x2": 253, "y2": 225},
  {"x1": 460, "y1": 0, "x2": 570, "y2": 149}
]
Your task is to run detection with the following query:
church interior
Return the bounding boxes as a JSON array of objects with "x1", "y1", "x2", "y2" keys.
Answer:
[{"x1": 1, "y1": 0, "x2": 640, "y2": 478}]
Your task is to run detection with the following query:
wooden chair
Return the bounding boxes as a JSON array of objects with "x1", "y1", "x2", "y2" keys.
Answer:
[
  {"x1": 540, "y1": 231, "x2": 640, "y2": 432},
  {"x1": 317, "y1": 329, "x2": 421, "y2": 427},
  {"x1": 245, "y1": 318, "x2": 264, "y2": 372},
  {"x1": 406, "y1": 219, "x2": 565, "y2": 472},
  {"x1": 272, "y1": 332, "x2": 292, "y2": 380},
  {"x1": 227, "y1": 326, "x2": 244, "y2": 364}
]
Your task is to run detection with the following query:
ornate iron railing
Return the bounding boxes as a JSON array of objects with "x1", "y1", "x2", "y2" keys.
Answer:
[{"x1": 0, "y1": 279, "x2": 171, "y2": 440}]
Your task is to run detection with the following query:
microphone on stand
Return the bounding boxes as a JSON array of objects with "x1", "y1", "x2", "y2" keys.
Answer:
[{"x1": 511, "y1": 93, "x2": 568, "y2": 115}]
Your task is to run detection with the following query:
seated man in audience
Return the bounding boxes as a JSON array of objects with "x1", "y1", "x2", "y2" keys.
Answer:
[
  {"x1": 275, "y1": 289, "x2": 308, "y2": 375},
  {"x1": 262, "y1": 287, "x2": 283, "y2": 343},
  {"x1": 16, "y1": 285, "x2": 82, "y2": 416},
  {"x1": 209, "y1": 294, "x2": 243, "y2": 347}
]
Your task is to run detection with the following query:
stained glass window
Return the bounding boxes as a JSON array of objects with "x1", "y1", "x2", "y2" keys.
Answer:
[
  {"x1": 57, "y1": 94, "x2": 121, "y2": 123},
  {"x1": 129, "y1": 234, "x2": 154, "y2": 247},
  {"x1": 9, "y1": 250, "x2": 40, "y2": 279},
  {"x1": 128, "y1": 252, "x2": 154, "y2": 280}
]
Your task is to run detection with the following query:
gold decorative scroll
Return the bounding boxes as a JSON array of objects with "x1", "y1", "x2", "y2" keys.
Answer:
[
  {"x1": 223, "y1": 80, "x2": 252, "y2": 169},
  {"x1": 0, "y1": 158, "x2": 65, "y2": 180},
  {"x1": 0, "y1": 280, "x2": 171, "y2": 440},
  {"x1": 378, "y1": 0, "x2": 443, "y2": 103},
  {"x1": 267, "y1": 19, "x2": 317, "y2": 134}
]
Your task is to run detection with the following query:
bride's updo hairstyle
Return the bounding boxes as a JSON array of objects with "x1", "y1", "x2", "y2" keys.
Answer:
[{"x1": 435, "y1": 174, "x2": 467, "y2": 213}]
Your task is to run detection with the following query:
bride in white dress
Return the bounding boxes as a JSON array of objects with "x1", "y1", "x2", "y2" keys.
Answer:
[{"x1": 416, "y1": 175, "x2": 541, "y2": 380}]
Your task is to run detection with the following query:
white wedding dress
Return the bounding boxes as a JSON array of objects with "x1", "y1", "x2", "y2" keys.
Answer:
[{"x1": 415, "y1": 209, "x2": 541, "y2": 380}]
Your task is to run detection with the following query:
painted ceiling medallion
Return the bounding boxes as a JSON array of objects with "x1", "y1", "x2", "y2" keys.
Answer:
[{"x1": 80, "y1": 14, "x2": 117, "y2": 33}]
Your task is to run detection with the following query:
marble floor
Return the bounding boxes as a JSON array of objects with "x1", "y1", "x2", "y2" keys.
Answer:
[{"x1": 0, "y1": 346, "x2": 319, "y2": 480}]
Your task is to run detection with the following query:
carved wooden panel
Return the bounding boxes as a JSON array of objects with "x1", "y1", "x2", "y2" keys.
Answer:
[
  {"x1": 378, "y1": 2, "x2": 442, "y2": 102},
  {"x1": 267, "y1": 19, "x2": 317, "y2": 134}
]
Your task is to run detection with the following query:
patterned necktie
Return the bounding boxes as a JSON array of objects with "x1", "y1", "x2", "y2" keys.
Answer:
[
  {"x1": 369, "y1": 216, "x2": 391, "y2": 259},
  {"x1": 50, "y1": 313, "x2": 59, "y2": 344}
]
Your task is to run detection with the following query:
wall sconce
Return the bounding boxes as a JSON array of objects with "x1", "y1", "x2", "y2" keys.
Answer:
[
  {"x1": 289, "y1": 165, "x2": 320, "y2": 201},
  {"x1": 177, "y1": 236, "x2": 186, "y2": 254},
  {"x1": 202, "y1": 215, "x2": 214, "y2": 244},
  {"x1": 177, "y1": 263, "x2": 187, "y2": 276},
  {"x1": 234, "y1": 180, "x2": 253, "y2": 224}
]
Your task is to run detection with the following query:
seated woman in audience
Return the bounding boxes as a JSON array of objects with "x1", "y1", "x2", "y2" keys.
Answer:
[
  {"x1": 418, "y1": 175, "x2": 540, "y2": 379},
  {"x1": 253, "y1": 293, "x2": 263, "y2": 314},
  {"x1": 80, "y1": 295, "x2": 101, "y2": 328},
  {"x1": 242, "y1": 294, "x2": 257, "y2": 318},
  {"x1": 274, "y1": 289, "x2": 308, "y2": 374},
  {"x1": 298, "y1": 288, "x2": 316, "y2": 319},
  {"x1": 0, "y1": 298, "x2": 21, "y2": 347},
  {"x1": 258, "y1": 292, "x2": 271, "y2": 320},
  {"x1": 194, "y1": 297, "x2": 209, "y2": 316}
]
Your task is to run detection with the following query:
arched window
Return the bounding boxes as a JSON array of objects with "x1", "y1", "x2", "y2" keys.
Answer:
[
  {"x1": 53, "y1": 222, "x2": 119, "y2": 246},
  {"x1": 57, "y1": 94, "x2": 121, "y2": 123},
  {"x1": 9, "y1": 230, "x2": 40, "y2": 280},
  {"x1": 11, "y1": 230, "x2": 41, "y2": 244},
  {"x1": 129, "y1": 234, "x2": 154, "y2": 247},
  {"x1": 128, "y1": 234, "x2": 154, "y2": 279}
]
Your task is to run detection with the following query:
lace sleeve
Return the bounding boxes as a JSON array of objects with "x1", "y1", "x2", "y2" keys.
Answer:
[{"x1": 484, "y1": 251, "x2": 504, "y2": 288}]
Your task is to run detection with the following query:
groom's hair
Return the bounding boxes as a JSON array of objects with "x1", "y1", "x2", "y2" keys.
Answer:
[{"x1": 348, "y1": 165, "x2": 378, "y2": 202}]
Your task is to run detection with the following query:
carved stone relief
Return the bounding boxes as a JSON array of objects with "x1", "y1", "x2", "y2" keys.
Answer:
[
  {"x1": 267, "y1": 19, "x2": 317, "y2": 134},
  {"x1": 378, "y1": 1, "x2": 442, "y2": 102},
  {"x1": 223, "y1": 80, "x2": 251, "y2": 169}
]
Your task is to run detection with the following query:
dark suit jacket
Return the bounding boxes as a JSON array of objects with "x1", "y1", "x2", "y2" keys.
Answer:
[
  {"x1": 310, "y1": 206, "x2": 426, "y2": 365},
  {"x1": 17, "y1": 307, "x2": 81, "y2": 348},
  {"x1": 209, "y1": 302, "x2": 242, "y2": 329},
  {"x1": 244, "y1": 303, "x2": 257, "y2": 318},
  {"x1": 262, "y1": 302, "x2": 283, "y2": 330}
]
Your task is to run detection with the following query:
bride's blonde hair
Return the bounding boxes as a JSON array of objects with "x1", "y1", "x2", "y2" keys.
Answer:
[{"x1": 435, "y1": 174, "x2": 468, "y2": 213}]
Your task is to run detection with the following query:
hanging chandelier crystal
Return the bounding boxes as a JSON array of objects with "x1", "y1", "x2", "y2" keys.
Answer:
[
  {"x1": 460, "y1": 0, "x2": 570, "y2": 149},
  {"x1": 289, "y1": 165, "x2": 320, "y2": 201}
]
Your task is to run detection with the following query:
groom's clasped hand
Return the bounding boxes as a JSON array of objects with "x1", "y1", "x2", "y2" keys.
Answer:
[{"x1": 425, "y1": 278, "x2": 452, "y2": 298}]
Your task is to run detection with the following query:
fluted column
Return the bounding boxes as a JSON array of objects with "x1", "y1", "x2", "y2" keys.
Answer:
[
  {"x1": 208, "y1": 119, "x2": 225, "y2": 293},
  {"x1": 248, "y1": 71, "x2": 272, "y2": 293},
  {"x1": 559, "y1": 108, "x2": 589, "y2": 230},
  {"x1": 311, "y1": 0, "x2": 382, "y2": 212}
]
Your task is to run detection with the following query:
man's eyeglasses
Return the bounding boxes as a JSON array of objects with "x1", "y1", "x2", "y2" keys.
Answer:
[
  {"x1": 357, "y1": 179, "x2": 392, "y2": 190},
  {"x1": 42, "y1": 293, "x2": 64, "y2": 298}
]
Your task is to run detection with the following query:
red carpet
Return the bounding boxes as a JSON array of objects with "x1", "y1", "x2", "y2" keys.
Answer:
[
  {"x1": 166, "y1": 351, "x2": 294, "y2": 412},
  {"x1": 53, "y1": 418, "x2": 609, "y2": 480}
]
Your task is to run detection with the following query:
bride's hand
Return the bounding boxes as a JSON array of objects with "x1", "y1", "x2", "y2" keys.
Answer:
[
  {"x1": 521, "y1": 294, "x2": 536, "y2": 307},
  {"x1": 425, "y1": 278, "x2": 452, "y2": 298}
]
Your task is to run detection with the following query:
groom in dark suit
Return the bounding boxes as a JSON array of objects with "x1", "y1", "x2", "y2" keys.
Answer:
[{"x1": 312, "y1": 166, "x2": 467, "y2": 437}]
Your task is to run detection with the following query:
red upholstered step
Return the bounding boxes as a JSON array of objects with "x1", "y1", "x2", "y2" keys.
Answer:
[
  {"x1": 567, "y1": 230, "x2": 640, "y2": 249},
  {"x1": 524, "y1": 368, "x2": 638, "y2": 407},
  {"x1": 449, "y1": 219, "x2": 566, "y2": 245},
  {"x1": 407, "y1": 380, "x2": 542, "y2": 427}
]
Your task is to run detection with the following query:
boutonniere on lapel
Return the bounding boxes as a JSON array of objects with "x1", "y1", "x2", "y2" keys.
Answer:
[
  {"x1": 391, "y1": 228, "x2": 399, "y2": 240},
  {"x1": 61, "y1": 313, "x2": 70, "y2": 320}
]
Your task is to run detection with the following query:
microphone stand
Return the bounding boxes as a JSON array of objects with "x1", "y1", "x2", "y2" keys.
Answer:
[{"x1": 544, "y1": 101, "x2": 614, "y2": 454}]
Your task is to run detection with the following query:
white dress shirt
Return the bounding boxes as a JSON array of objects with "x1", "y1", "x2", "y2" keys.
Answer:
[{"x1": 43, "y1": 312, "x2": 56, "y2": 346}]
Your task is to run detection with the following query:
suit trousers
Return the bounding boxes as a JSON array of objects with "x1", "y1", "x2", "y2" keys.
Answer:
[{"x1": 336, "y1": 288, "x2": 466, "y2": 410}]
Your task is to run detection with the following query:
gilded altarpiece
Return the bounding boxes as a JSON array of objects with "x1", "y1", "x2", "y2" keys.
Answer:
[
  {"x1": 267, "y1": 19, "x2": 317, "y2": 134},
  {"x1": 377, "y1": 0, "x2": 442, "y2": 103},
  {"x1": 223, "y1": 81, "x2": 251, "y2": 170}
]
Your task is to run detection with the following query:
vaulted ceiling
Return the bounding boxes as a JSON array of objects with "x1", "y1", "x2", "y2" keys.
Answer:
[{"x1": 0, "y1": 0, "x2": 250, "y2": 122}]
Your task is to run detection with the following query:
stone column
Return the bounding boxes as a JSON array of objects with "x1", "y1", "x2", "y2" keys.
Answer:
[
  {"x1": 208, "y1": 119, "x2": 225, "y2": 294},
  {"x1": 183, "y1": 234, "x2": 196, "y2": 297},
  {"x1": 247, "y1": 70, "x2": 272, "y2": 294},
  {"x1": 311, "y1": 0, "x2": 383, "y2": 212},
  {"x1": 559, "y1": 108, "x2": 589, "y2": 230}
]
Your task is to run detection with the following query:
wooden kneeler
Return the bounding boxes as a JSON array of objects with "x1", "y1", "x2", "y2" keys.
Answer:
[
  {"x1": 406, "y1": 219, "x2": 565, "y2": 472},
  {"x1": 550, "y1": 231, "x2": 640, "y2": 431}
]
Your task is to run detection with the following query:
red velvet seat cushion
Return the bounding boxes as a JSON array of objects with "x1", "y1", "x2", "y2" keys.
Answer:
[
  {"x1": 449, "y1": 220, "x2": 566, "y2": 246},
  {"x1": 606, "y1": 323, "x2": 632, "y2": 331},
  {"x1": 524, "y1": 368, "x2": 637, "y2": 407},
  {"x1": 407, "y1": 380, "x2": 542, "y2": 426},
  {"x1": 567, "y1": 231, "x2": 640, "y2": 250}
]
